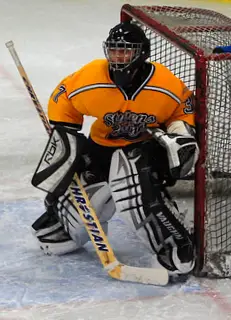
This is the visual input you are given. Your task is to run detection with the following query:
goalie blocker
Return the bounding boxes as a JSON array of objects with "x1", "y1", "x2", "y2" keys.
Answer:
[{"x1": 31, "y1": 123, "x2": 198, "y2": 276}]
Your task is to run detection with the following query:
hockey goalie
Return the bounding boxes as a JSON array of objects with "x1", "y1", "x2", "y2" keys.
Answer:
[{"x1": 31, "y1": 21, "x2": 199, "y2": 278}]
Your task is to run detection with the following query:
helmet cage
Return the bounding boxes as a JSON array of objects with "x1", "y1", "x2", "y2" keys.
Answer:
[{"x1": 103, "y1": 41, "x2": 142, "y2": 71}]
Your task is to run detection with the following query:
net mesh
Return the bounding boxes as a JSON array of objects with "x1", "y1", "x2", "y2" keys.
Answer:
[{"x1": 122, "y1": 5, "x2": 231, "y2": 276}]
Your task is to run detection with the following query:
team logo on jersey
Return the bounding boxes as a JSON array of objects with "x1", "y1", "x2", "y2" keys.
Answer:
[{"x1": 104, "y1": 110, "x2": 156, "y2": 140}]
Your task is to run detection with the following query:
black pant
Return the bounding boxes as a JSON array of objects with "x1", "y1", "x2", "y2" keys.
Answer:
[{"x1": 82, "y1": 137, "x2": 175, "y2": 186}]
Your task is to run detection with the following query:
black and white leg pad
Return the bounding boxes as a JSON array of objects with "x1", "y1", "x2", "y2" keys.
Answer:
[
  {"x1": 109, "y1": 148, "x2": 195, "y2": 274},
  {"x1": 31, "y1": 177, "x2": 116, "y2": 256}
]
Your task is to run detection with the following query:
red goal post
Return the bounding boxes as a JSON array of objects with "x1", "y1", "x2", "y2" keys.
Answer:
[{"x1": 120, "y1": 4, "x2": 231, "y2": 277}]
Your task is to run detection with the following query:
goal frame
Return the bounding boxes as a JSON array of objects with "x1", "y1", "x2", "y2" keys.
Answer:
[{"x1": 120, "y1": 3, "x2": 231, "y2": 275}]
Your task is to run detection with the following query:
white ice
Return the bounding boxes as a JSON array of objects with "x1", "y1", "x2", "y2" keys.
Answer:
[{"x1": 1, "y1": 0, "x2": 231, "y2": 319}]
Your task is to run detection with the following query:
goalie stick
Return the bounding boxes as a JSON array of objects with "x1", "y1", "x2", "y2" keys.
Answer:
[{"x1": 5, "y1": 40, "x2": 169, "y2": 286}]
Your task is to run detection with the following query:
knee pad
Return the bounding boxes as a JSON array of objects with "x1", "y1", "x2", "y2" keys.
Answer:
[{"x1": 82, "y1": 177, "x2": 116, "y2": 223}]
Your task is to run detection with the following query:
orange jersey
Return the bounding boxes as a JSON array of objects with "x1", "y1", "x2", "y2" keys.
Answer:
[{"x1": 48, "y1": 59, "x2": 195, "y2": 147}]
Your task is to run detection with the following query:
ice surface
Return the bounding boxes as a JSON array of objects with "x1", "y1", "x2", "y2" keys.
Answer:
[{"x1": 1, "y1": 0, "x2": 231, "y2": 319}]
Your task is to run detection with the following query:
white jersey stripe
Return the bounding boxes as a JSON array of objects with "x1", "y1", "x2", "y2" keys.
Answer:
[
  {"x1": 143, "y1": 86, "x2": 181, "y2": 104},
  {"x1": 68, "y1": 83, "x2": 117, "y2": 99}
]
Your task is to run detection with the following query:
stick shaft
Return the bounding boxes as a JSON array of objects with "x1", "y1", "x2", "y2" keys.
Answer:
[{"x1": 6, "y1": 40, "x2": 51, "y2": 135}]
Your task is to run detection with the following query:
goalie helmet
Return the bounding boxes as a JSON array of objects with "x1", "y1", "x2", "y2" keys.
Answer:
[{"x1": 103, "y1": 21, "x2": 150, "y2": 87}]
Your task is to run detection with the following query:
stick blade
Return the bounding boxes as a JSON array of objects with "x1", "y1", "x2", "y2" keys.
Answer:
[{"x1": 111, "y1": 265, "x2": 169, "y2": 286}]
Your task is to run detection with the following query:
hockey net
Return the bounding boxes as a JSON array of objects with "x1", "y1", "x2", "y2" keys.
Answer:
[{"x1": 121, "y1": 4, "x2": 231, "y2": 277}]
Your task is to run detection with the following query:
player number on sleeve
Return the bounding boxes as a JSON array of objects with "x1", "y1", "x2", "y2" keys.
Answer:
[
  {"x1": 183, "y1": 96, "x2": 194, "y2": 114},
  {"x1": 52, "y1": 85, "x2": 66, "y2": 103}
]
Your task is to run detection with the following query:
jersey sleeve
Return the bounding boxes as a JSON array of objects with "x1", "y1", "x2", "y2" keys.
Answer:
[
  {"x1": 48, "y1": 76, "x2": 84, "y2": 130},
  {"x1": 165, "y1": 82, "x2": 195, "y2": 128}
]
